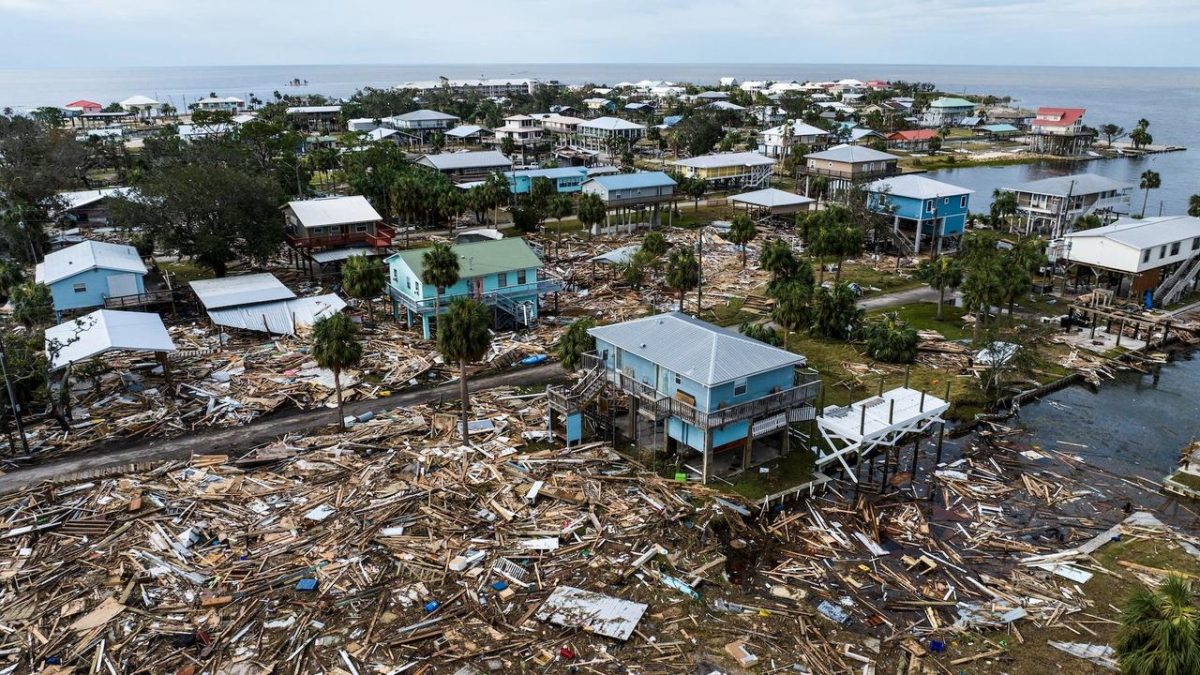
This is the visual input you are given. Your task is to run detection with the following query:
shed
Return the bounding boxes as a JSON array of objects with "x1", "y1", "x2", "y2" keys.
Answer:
[{"x1": 45, "y1": 309, "x2": 175, "y2": 371}]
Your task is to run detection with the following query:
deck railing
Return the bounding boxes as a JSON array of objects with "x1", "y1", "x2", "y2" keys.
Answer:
[
  {"x1": 103, "y1": 288, "x2": 178, "y2": 309},
  {"x1": 612, "y1": 368, "x2": 820, "y2": 430},
  {"x1": 389, "y1": 278, "x2": 562, "y2": 316}
]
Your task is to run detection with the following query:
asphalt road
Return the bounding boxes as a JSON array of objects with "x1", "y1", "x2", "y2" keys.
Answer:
[{"x1": 0, "y1": 363, "x2": 566, "y2": 495}]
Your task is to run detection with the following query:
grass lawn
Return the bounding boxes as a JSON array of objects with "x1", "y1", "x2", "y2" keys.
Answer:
[
  {"x1": 157, "y1": 259, "x2": 210, "y2": 284},
  {"x1": 729, "y1": 446, "x2": 818, "y2": 500},
  {"x1": 874, "y1": 302, "x2": 971, "y2": 340},
  {"x1": 827, "y1": 260, "x2": 924, "y2": 296},
  {"x1": 947, "y1": 534, "x2": 1200, "y2": 674}
]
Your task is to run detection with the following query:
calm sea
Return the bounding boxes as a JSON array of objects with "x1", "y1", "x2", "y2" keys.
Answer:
[{"x1": 1, "y1": 63, "x2": 1196, "y2": 212}]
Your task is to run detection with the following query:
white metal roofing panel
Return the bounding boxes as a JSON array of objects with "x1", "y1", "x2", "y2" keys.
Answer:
[
  {"x1": 868, "y1": 175, "x2": 974, "y2": 200},
  {"x1": 38, "y1": 240, "x2": 147, "y2": 285},
  {"x1": 287, "y1": 196, "x2": 382, "y2": 228},
  {"x1": 535, "y1": 586, "x2": 647, "y2": 641},
  {"x1": 730, "y1": 188, "x2": 815, "y2": 208},
  {"x1": 588, "y1": 312, "x2": 805, "y2": 387},
  {"x1": 57, "y1": 187, "x2": 129, "y2": 211},
  {"x1": 445, "y1": 124, "x2": 487, "y2": 138},
  {"x1": 189, "y1": 273, "x2": 296, "y2": 310},
  {"x1": 45, "y1": 309, "x2": 175, "y2": 370},
  {"x1": 1066, "y1": 215, "x2": 1200, "y2": 250},
  {"x1": 1003, "y1": 173, "x2": 1132, "y2": 198},
  {"x1": 581, "y1": 117, "x2": 646, "y2": 131},
  {"x1": 391, "y1": 109, "x2": 460, "y2": 122},
  {"x1": 419, "y1": 151, "x2": 512, "y2": 171},
  {"x1": 207, "y1": 294, "x2": 346, "y2": 335}
]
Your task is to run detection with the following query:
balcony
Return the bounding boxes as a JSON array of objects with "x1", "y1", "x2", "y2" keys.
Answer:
[
  {"x1": 103, "y1": 288, "x2": 178, "y2": 309},
  {"x1": 803, "y1": 165, "x2": 898, "y2": 181},
  {"x1": 613, "y1": 368, "x2": 821, "y2": 430},
  {"x1": 288, "y1": 224, "x2": 395, "y2": 250},
  {"x1": 388, "y1": 278, "x2": 562, "y2": 316}
]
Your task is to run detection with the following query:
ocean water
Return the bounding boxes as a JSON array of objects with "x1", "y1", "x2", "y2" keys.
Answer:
[{"x1": 0, "y1": 62, "x2": 1196, "y2": 211}]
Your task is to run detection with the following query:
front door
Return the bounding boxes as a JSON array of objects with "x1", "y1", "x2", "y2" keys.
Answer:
[{"x1": 471, "y1": 278, "x2": 484, "y2": 298}]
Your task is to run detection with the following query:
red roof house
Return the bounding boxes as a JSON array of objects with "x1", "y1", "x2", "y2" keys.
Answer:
[
  {"x1": 1030, "y1": 107, "x2": 1085, "y2": 131},
  {"x1": 64, "y1": 100, "x2": 103, "y2": 113}
]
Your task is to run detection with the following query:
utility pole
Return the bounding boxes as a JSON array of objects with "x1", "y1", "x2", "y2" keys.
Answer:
[
  {"x1": 0, "y1": 333, "x2": 30, "y2": 455},
  {"x1": 696, "y1": 228, "x2": 704, "y2": 315}
]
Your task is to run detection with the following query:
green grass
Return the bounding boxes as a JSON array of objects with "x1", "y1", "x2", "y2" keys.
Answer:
[
  {"x1": 828, "y1": 261, "x2": 924, "y2": 296},
  {"x1": 872, "y1": 302, "x2": 970, "y2": 340},
  {"x1": 729, "y1": 446, "x2": 818, "y2": 500},
  {"x1": 900, "y1": 154, "x2": 1044, "y2": 172},
  {"x1": 157, "y1": 259, "x2": 210, "y2": 283}
]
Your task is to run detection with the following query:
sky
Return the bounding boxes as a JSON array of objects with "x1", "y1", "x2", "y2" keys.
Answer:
[{"x1": 1, "y1": 0, "x2": 1199, "y2": 68}]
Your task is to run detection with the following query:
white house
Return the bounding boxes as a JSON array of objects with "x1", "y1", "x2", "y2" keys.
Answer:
[
  {"x1": 1061, "y1": 215, "x2": 1200, "y2": 303},
  {"x1": 193, "y1": 96, "x2": 244, "y2": 112},
  {"x1": 759, "y1": 121, "x2": 831, "y2": 158},
  {"x1": 921, "y1": 97, "x2": 976, "y2": 127}
]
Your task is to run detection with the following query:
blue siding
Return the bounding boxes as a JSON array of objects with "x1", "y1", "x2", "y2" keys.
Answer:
[
  {"x1": 507, "y1": 168, "x2": 588, "y2": 195},
  {"x1": 49, "y1": 268, "x2": 146, "y2": 312},
  {"x1": 388, "y1": 256, "x2": 540, "y2": 322},
  {"x1": 869, "y1": 192, "x2": 971, "y2": 237}
]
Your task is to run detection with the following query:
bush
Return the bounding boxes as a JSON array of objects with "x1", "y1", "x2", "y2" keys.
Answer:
[
  {"x1": 739, "y1": 321, "x2": 782, "y2": 347},
  {"x1": 864, "y1": 312, "x2": 919, "y2": 363}
]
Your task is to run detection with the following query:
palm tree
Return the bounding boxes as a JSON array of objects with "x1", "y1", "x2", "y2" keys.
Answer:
[
  {"x1": 760, "y1": 239, "x2": 799, "y2": 294},
  {"x1": 437, "y1": 298, "x2": 493, "y2": 442},
  {"x1": 809, "y1": 176, "x2": 829, "y2": 208},
  {"x1": 961, "y1": 258, "x2": 1003, "y2": 342},
  {"x1": 1116, "y1": 574, "x2": 1200, "y2": 675},
  {"x1": 770, "y1": 279, "x2": 811, "y2": 349},
  {"x1": 811, "y1": 283, "x2": 863, "y2": 340},
  {"x1": 577, "y1": 193, "x2": 606, "y2": 237},
  {"x1": 556, "y1": 318, "x2": 596, "y2": 371},
  {"x1": 990, "y1": 189, "x2": 1018, "y2": 229},
  {"x1": 340, "y1": 255, "x2": 386, "y2": 321},
  {"x1": 311, "y1": 313, "x2": 363, "y2": 431},
  {"x1": 11, "y1": 282, "x2": 52, "y2": 329},
  {"x1": 1140, "y1": 170, "x2": 1161, "y2": 217},
  {"x1": 421, "y1": 242, "x2": 461, "y2": 327},
  {"x1": 864, "y1": 312, "x2": 919, "y2": 363},
  {"x1": 1130, "y1": 126, "x2": 1153, "y2": 150},
  {"x1": 665, "y1": 248, "x2": 700, "y2": 312},
  {"x1": 391, "y1": 174, "x2": 422, "y2": 246},
  {"x1": 641, "y1": 230, "x2": 668, "y2": 258},
  {"x1": 1190, "y1": 194, "x2": 1200, "y2": 218},
  {"x1": 728, "y1": 213, "x2": 758, "y2": 267},
  {"x1": 917, "y1": 257, "x2": 963, "y2": 320}
]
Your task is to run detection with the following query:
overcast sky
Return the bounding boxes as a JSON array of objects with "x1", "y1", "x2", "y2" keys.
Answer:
[{"x1": 2, "y1": 0, "x2": 1198, "y2": 68}]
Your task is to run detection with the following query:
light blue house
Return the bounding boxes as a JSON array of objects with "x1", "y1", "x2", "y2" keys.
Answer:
[
  {"x1": 547, "y1": 313, "x2": 820, "y2": 483},
  {"x1": 505, "y1": 167, "x2": 589, "y2": 195},
  {"x1": 387, "y1": 238, "x2": 552, "y2": 339},
  {"x1": 867, "y1": 175, "x2": 974, "y2": 254},
  {"x1": 35, "y1": 240, "x2": 148, "y2": 316}
]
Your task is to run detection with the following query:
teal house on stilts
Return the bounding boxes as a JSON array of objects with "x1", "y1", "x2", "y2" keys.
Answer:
[{"x1": 386, "y1": 238, "x2": 554, "y2": 339}]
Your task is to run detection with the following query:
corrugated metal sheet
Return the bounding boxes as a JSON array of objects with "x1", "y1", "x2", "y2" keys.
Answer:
[
  {"x1": 190, "y1": 274, "x2": 295, "y2": 310},
  {"x1": 207, "y1": 294, "x2": 346, "y2": 335},
  {"x1": 45, "y1": 309, "x2": 175, "y2": 370},
  {"x1": 535, "y1": 586, "x2": 647, "y2": 641},
  {"x1": 37, "y1": 240, "x2": 146, "y2": 285}
]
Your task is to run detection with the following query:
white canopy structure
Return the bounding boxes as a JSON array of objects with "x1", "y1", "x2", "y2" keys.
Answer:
[
  {"x1": 45, "y1": 310, "x2": 175, "y2": 371},
  {"x1": 729, "y1": 188, "x2": 816, "y2": 215},
  {"x1": 816, "y1": 387, "x2": 948, "y2": 480}
]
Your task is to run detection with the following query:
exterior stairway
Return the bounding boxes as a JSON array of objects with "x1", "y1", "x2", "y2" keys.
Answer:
[{"x1": 1154, "y1": 254, "x2": 1200, "y2": 306}]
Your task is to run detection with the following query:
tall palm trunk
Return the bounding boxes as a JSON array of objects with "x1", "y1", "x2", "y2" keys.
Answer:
[
  {"x1": 936, "y1": 286, "x2": 945, "y2": 320},
  {"x1": 1142, "y1": 188, "x2": 1150, "y2": 218},
  {"x1": 459, "y1": 360, "x2": 470, "y2": 443},
  {"x1": 834, "y1": 257, "x2": 843, "y2": 282},
  {"x1": 334, "y1": 369, "x2": 346, "y2": 431},
  {"x1": 678, "y1": 289, "x2": 685, "y2": 312}
]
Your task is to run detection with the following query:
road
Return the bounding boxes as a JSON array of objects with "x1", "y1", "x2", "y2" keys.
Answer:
[
  {"x1": 0, "y1": 363, "x2": 566, "y2": 496},
  {"x1": 857, "y1": 285, "x2": 943, "y2": 311}
]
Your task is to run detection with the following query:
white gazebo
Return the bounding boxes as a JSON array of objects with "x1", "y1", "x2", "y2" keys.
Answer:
[{"x1": 120, "y1": 95, "x2": 161, "y2": 117}]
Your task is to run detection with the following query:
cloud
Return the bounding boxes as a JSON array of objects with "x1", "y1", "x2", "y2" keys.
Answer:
[{"x1": 1, "y1": 0, "x2": 1197, "y2": 67}]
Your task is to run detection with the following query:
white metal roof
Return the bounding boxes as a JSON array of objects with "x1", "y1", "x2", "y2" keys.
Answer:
[
  {"x1": 580, "y1": 117, "x2": 646, "y2": 132},
  {"x1": 35, "y1": 240, "x2": 146, "y2": 285},
  {"x1": 207, "y1": 293, "x2": 346, "y2": 335},
  {"x1": 445, "y1": 124, "x2": 488, "y2": 138},
  {"x1": 286, "y1": 105, "x2": 342, "y2": 114},
  {"x1": 390, "y1": 109, "x2": 459, "y2": 123},
  {"x1": 868, "y1": 174, "x2": 974, "y2": 200},
  {"x1": 806, "y1": 144, "x2": 900, "y2": 164},
  {"x1": 45, "y1": 309, "x2": 175, "y2": 371},
  {"x1": 1065, "y1": 215, "x2": 1200, "y2": 251},
  {"x1": 674, "y1": 152, "x2": 775, "y2": 169},
  {"x1": 819, "y1": 387, "x2": 949, "y2": 443},
  {"x1": 418, "y1": 151, "x2": 512, "y2": 171},
  {"x1": 189, "y1": 273, "x2": 296, "y2": 310},
  {"x1": 535, "y1": 586, "x2": 647, "y2": 641},
  {"x1": 56, "y1": 187, "x2": 130, "y2": 211},
  {"x1": 589, "y1": 312, "x2": 805, "y2": 387},
  {"x1": 763, "y1": 121, "x2": 830, "y2": 138},
  {"x1": 730, "y1": 188, "x2": 815, "y2": 208},
  {"x1": 286, "y1": 196, "x2": 382, "y2": 228},
  {"x1": 120, "y1": 95, "x2": 159, "y2": 106}
]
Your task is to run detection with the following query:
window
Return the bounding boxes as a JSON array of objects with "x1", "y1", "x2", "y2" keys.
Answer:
[
  {"x1": 1143, "y1": 249, "x2": 1152, "y2": 263},
  {"x1": 733, "y1": 378, "x2": 748, "y2": 396},
  {"x1": 1160, "y1": 245, "x2": 1167, "y2": 259},
  {"x1": 354, "y1": 223, "x2": 368, "y2": 233},
  {"x1": 1171, "y1": 242, "x2": 1181, "y2": 256},
  {"x1": 73, "y1": 283, "x2": 87, "y2": 293},
  {"x1": 943, "y1": 197, "x2": 950, "y2": 205},
  {"x1": 414, "y1": 282, "x2": 420, "y2": 294},
  {"x1": 925, "y1": 200, "x2": 934, "y2": 213},
  {"x1": 960, "y1": 195, "x2": 968, "y2": 208},
  {"x1": 406, "y1": 277, "x2": 411, "y2": 289},
  {"x1": 498, "y1": 272, "x2": 508, "y2": 288},
  {"x1": 517, "y1": 269, "x2": 527, "y2": 285},
  {"x1": 1192, "y1": 237, "x2": 1199, "y2": 251},
  {"x1": 674, "y1": 372, "x2": 681, "y2": 385}
]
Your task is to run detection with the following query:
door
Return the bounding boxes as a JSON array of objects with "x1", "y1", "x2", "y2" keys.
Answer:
[
  {"x1": 107, "y1": 273, "x2": 138, "y2": 298},
  {"x1": 472, "y1": 278, "x2": 484, "y2": 298}
]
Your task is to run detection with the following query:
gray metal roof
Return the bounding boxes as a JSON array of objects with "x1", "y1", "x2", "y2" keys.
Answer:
[
  {"x1": 189, "y1": 273, "x2": 296, "y2": 310},
  {"x1": 45, "y1": 309, "x2": 175, "y2": 371},
  {"x1": 805, "y1": 144, "x2": 899, "y2": 164},
  {"x1": 588, "y1": 312, "x2": 805, "y2": 387},
  {"x1": 584, "y1": 171, "x2": 676, "y2": 191},
  {"x1": 674, "y1": 152, "x2": 774, "y2": 169},
  {"x1": 207, "y1": 294, "x2": 346, "y2": 335},
  {"x1": 418, "y1": 151, "x2": 512, "y2": 171},
  {"x1": 580, "y1": 117, "x2": 646, "y2": 131},
  {"x1": 1003, "y1": 173, "x2": 1132, "y2": 198},
  {"x1": 286, "y1": 195, "x2": 381, "y2": 228},
  {"x1": 729, "y1": 188, "x2": 815, "y2": 208},
  {"x1": 390, "y1": 109, "x2": 460, "y2": 122},
  {"x1": 35, "y1": 240, "x2": 146, "y2": 285},
  {"x1": 868, "y1": 175, "x2": 973, "y2": 200}
]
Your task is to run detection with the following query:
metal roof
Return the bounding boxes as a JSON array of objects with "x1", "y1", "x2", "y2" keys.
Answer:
[
  {"x1": 286, "y1": 196, "x2": 382, "y2": 228},
  {"x1": 535, "y1": 586, "x2": 647, "y2": 641},
  {"x1": 505, "y1": 167, "x2": 589, "y2": 181},
  {"x1": 805, "y1": 144, "x2": 899, "y2": 164},
  {"x1": 730, "y1": 188, "x2": 815, "y2": 208},
  {"x1": 591, "y1": 244, "x2": 640, "y2": 265},
  {"x1": 929, "y1": 97, "x2": 976, "y2": 109},
  {"x1": 1003, "y1": 173, "x2": 1131, "y2": 198},
  {"x1": 120, "y1": 95, "x2": 159, "y2": 106},
  {"x1": 57, "y1": 187, "x2": 130, "y2": 211},
  {"x1": 674, "y1": 152, "x2": 775, "y2": 169},
  {"x1": 35, "y1": 240, "x2": 146, "y2": 285},
  {"x1": 445, "y1": 124, "x2": 488, "y2": 138},
  {"x1": 1065, "y1": 215, "x2": 1200, "y2": 251},
  {"x1": 764, "y1": 121, "x2": 830, "y2": 137},
  {"x1": 588, "y1": 312, "x2": 805, "y2": 387},
  {"x1": 389, "y1": 237, "x2": 543, "y2": 280},
  {"x1": 390, "y1": 109, "x2": 459, "y2": 122},
  {"x1": 584, "y1": 171, "x2": 676, "y2": 191},
  {"x1": 189, "y1": 273, "x2": 296, "y2": 310},
  {"x1": 868, "y1": 175, "x2": 973, "y2": 200},
  {"x1": 702, "y1": 101, "x2": 746, "y2": 111},
  {"x1": 580, "y1": 117, "x2": 646, "y2": 131},
  {"x1": 309, "y1": 247, "x2": 386, "y2": 264},
  {"x1": 286, "y1": 105, "x2": 342, "y2": 114},
  {"x1": 418, "y1": 151, "x2": 512, "y2": 171},
  {"x1": 207, "y1": 293, "x2": 346, "y2": 335},
  {"x1": 45, "y1": 309, "x2": 175, "y2": 371}
]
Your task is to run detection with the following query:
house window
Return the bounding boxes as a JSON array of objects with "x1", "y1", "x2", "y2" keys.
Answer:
[
  {"x1": 517, "y1": 269, "x2": 527, "y2": 285},
  {"x1": 925, "y1": 200, "x2": 934, "y2": 213},
  {"x1": 960, "y1": 195, "x2": 968, "y2": 208},
  {"x1": 1143, "y1": 249, "x2": 1152, "y2": 263},
  {"x1": 1192, "y1": 237, "x2": 1199, "y2": 251},
  {"x1": 1160, "y1": 246, "x2": 1167, "y2": 259},
  {"x1": 498, "y1": 272, "x2": 508, "y2": 288},
  {"x1": 414, "y1": 282, "x2": 420, "y2": 294},
  {"x1": 406, "y1": 278, "x2": 411, "y2": 289},
  {"x1": 674, "y1": 373, "x2": 681, "y2": 385},
  {"x1": 943, "y1": 197, "x2": 950, "y2": 205},
  {"x1": 1171, "y1": 242, "x2": 1181, "y2": 256},
  {"x1": 73, "y1": 283, "x2": 87, "y2": 293},
  {"x1": 733, "y1": 378, "x2": 748, "y2": 396},
  {"x1": 354, "y1": 223, "x2": 367, "y2": 233}
]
